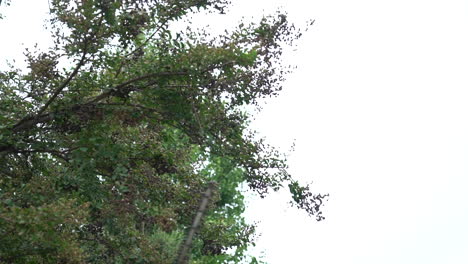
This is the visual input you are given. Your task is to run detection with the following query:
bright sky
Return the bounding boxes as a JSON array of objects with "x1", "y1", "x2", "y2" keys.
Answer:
[
  {"x1": 239, "y1": 1, "x2": 468, "y2": 263},
  {"x1": 2, "y1": 1, "x2": 468, "y2": 263}
]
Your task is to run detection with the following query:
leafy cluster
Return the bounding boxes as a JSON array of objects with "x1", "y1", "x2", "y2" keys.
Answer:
[{"x1": 0, "y1": 0, "x2": 327, "y2": 263}]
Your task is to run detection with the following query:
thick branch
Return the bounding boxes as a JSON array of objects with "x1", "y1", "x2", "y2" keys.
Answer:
[{"x1": 12, "y1": 113, "x2": 54, "y2": 133}]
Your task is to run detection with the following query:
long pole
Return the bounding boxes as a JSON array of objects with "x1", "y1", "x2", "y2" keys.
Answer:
[{"x1": 175, "y1": 181, "x2": 217, "y2": 264}]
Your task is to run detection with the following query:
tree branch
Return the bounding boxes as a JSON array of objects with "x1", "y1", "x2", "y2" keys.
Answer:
[
  {"x1": 12, "y1": 39, "x2": 89, "y2": 133},
  {"x1": 0, "y1": 146, "x2": 74, "y2": 161},
  {"x1": 85, "y1": 71, "x2": 188, "y2": 104},
  {"x1": 37, "y1": 39, "x2": 89, "y2": 116},
  {"x1": 12, "y1": 113, "x2": 54, "y2": 133},
  {"x1": 98, "y1": 102, "x2": 160, "y2": 113},
  {"x1": 7, "y1": 70, "x2": 188, "y2": 135},
  {"x1": 123, "y1": 20, "x2": 168, "y2": 59}
]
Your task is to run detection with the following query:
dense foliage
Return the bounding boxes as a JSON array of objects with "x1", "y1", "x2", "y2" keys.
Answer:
[{"x1": 0, "y1": 0, "x2": 327, "y2": 263}]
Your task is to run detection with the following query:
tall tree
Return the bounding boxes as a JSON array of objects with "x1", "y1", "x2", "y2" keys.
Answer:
[{"x1": 0, "y1": 0, "x2": 327, "y2": 263}]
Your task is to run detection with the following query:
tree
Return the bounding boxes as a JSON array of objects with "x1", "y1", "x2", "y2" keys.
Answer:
[{"x1": 0, "y1": 0, "x2": 328, "y2": 263}]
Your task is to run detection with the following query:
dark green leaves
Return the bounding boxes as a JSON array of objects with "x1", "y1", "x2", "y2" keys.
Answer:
[{"x1": 0, "y1": 0, "x2": 327, "y2": 263}]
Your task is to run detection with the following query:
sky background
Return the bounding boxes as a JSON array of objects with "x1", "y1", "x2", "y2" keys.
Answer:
[{"x1": 2, "y1": 1, "x2": 468, "y2": 263}]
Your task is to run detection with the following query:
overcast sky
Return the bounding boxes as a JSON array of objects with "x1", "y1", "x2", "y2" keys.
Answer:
[
  {"x1": 238, "y1": 1, "x2": 468, "y2": 263},
  {"x1": 2, "y1": 1, "x2": 468, "y2": 263}
]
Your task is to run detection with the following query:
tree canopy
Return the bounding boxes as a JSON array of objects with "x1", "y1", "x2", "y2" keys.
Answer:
[{"x1": 0, "y1": 1, "x2": 327, "y2": 263}]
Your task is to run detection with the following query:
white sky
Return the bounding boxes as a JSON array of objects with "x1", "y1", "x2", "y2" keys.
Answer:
[
  {"x1": 2, "y1": 1, "x2": 468, "y2": 263},
  {"x1": 239, "y1": 1, "x2": 468, "y2": 263}
]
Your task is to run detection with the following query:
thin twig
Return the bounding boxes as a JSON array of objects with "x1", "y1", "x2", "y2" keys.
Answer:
[
  {"x1": 123, "y1": 20, "x2": 168, "y2": 59},
  {"x1": 115, "y1": 19, "x2": 170, "y2": 78}
]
